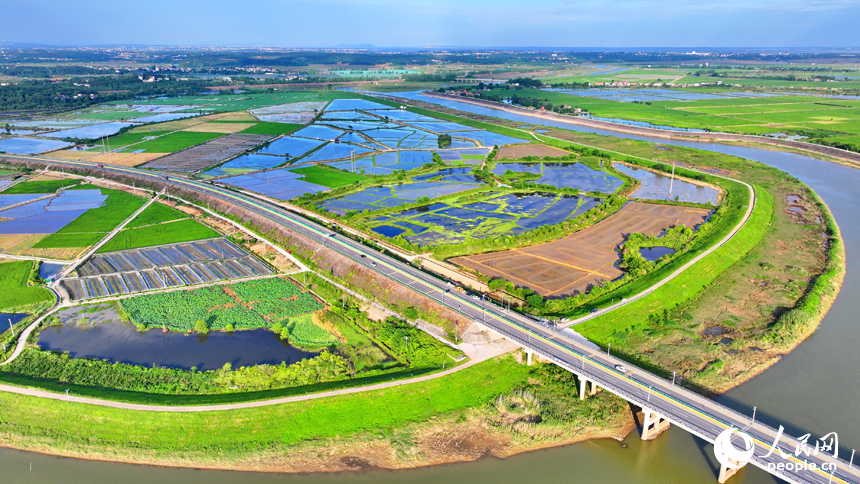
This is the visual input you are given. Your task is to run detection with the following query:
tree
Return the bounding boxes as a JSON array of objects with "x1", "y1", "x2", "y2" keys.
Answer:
[
  {"x1": 437, "y1": 133, "x2": 452, "y2": 148},
  {"x1": 526, "y1": 293, "x2": 544, "y2": 308},
  {"x1": 194, "y1": 320, "x2": 209, "y2": 334},
  {"x1": 488, "y1": 278, "x2": 507, "y2": 291}
]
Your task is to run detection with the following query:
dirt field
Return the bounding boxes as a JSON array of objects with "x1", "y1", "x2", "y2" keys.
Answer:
[
  {"x1": 183, "y1": 122, "x2": 257, "y2": 134},
  {"x1": 452, "y1": 202, "x2": 711, "y2": 297},
  {"x1": 141, "y1": 133, "x2": 274, "y2": 172},
  {"x1": 50, "y1": 150, "x2": 94, "y2": 161},
  {"x1": 89, "y1": 152, "x2": 169, "y2": 167},
  {"x1": 497, "y1": 144, "x2": 572, "y2": 160}
]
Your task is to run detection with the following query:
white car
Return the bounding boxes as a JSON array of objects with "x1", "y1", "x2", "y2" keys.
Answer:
[
  {"x1": 615, "y1": 365, "x2": 629, "y2": 374},
  {"x1": 370, "y1": 261, "x2": 377, "y2": 267}
]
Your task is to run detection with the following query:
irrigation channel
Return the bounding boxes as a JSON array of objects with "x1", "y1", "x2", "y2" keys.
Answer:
[{"x1": 1, "y1": 91, "x2": 859, "y2": 483}]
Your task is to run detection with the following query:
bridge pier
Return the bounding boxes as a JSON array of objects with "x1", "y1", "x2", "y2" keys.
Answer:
[
  {"x1": 640, "y1": 409, "x2": 671, "y2": 440},
  {"x1": 578, "y1": 377, "x2": 599, "y2": 400},
  {"x1": 717, "y1": 458, "x2": 746, "y2": 483},
  {"x1": 526, "y1": 349, "x2": 533, "y2": 366}
]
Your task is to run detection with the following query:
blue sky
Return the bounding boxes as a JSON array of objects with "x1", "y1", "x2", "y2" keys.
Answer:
[{"x1": 4, "y1": 0, "x2": 858, "y2": 47}]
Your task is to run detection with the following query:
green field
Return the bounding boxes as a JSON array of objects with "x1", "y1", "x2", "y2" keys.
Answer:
[
  {"x1": 98, "y1": 218, "x2": 219, "y2": 252},
  {"x1": 289, "y1": 165, "x2": 367, "y2": 187},
  {"x1": 0, "y1": 356, "x2": 529, "y2": 461},
  {"x1": 0, "y1": 178, "x2": 78, "y2": 194},
  {"x1": 124, "y1": 201, "x2": 189, "y2": 228},
  {"x1": 489, "y1": 87, "x2": 860, "y2": 137},
  {"x1": 120, "y1": 278, "x2": 322, "y2": 331},
  {"x1": 240, "y1": 122, "x2": 302, "y2": 135},
  {"x1": 88, "y1": 130, "x2": 170, "y2": 151},
  {"x1": 119, "y1": 131, "x2": 222, "y2": 153},
  {"x1": 33, "y1": 186, "x2": 146, "y2": 249},
  {"x1": 0, "y1": 261, "x2": 53, "y2": 311}
]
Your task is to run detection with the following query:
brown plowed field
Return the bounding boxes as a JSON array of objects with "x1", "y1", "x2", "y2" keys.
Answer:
[
  {"x1": 497, "y1": 144, "x2": 571, "y2": 160},
  {"x1": 452, "y1": 202, "x2": 711, "y2": 297}
]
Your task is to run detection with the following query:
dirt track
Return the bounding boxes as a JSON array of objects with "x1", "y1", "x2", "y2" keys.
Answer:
[
  {"x1": 424, "y1": 92, "x2": 860, "y2": 168},
  {"x1": 453, "y1": 202, "x2": 710, "y2": 297}
]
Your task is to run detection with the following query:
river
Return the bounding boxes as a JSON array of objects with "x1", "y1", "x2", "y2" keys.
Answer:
[{"x1": 2, "y1": 91, "x2": 858, "y2": 483}]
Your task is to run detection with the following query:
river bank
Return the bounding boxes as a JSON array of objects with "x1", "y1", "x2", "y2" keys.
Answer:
[
  {"x1": 422, "y1": 92, "x2": 860, "y2": 168},
  {"x1": 0, "y1": 355, "x2": 634, "y2": 473}
]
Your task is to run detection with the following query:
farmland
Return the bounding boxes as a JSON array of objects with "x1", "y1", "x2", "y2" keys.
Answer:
[
  {"x1": 1, "y1": 178, "x2": 78, "y2": 194},
  {"x1": 0, "y1": 260, "x2": 54, "y2": 311},
  {"x1": 289, "y1": 165, "x2": 368, "y2": 187},
  {"x1": 122, "y1": 131, "x2": 223, "y2": 153},
  {"x1": 123, "y1": 201, "x2": 189, "y2": 228},
  {"x1": 119, "y1": 278, "x2": 323, "y2": 331},
  {"x1": 97, "y1": 218, "x2": 220, "y2": 252},
  {"x1": 33, "y1": 186, "x2": 146, "y2": 249}
]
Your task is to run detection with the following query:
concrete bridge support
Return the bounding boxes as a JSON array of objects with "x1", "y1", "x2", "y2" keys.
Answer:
[
  {"x1": 640, "y1": 409, "x2": 671, "y2": 440},
  {"x1": 526, "y1": 349, "x2": 533, "y2": 366},
  {"x1": 578, "y1": 377, "x2": 600, "y2": 400},
  {"x1": 717, "y1": 459, "x2": 746, "y2": 483}
]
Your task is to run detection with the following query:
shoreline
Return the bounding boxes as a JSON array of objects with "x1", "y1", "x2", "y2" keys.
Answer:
[
  {"x1": 0, "y1": 404, "x2": 636, "y2": 474},
  {"x1": 421, "y1": 92, "x2": 860, "y2": 169}
]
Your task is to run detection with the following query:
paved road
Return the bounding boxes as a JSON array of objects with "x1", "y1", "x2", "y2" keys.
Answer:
[{"x1": 3, "y1": 155, "x2": 859, "y2": 484}]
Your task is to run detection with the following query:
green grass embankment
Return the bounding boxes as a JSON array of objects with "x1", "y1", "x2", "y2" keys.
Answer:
[{"x1": 577, "y1": 186, "x2": 773, "y2": 347}]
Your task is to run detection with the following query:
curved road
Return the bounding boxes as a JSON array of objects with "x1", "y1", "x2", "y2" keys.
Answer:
[{"x1": 1, "y1": 154, "x2": 857, "y2": 483}]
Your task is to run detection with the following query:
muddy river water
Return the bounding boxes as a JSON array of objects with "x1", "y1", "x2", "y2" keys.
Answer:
[{"x1": 2, "y1": 92, "x2": 859, "y2": 483}]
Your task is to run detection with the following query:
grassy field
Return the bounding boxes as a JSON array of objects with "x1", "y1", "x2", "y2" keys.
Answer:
[
  {"x1": 492, "y1": 87, "x2": 860, "y2": 138},
  {"x1": 240, "y1": 122, "x2": 302, "y2": 135},
  {"x1": 119, "y1": 131, "x2": 222, "y2": 153},
  {"x1": 97, "y1": 218, "x2": 219, "y2": 252},
  {"x1": 289, "y1": 165, "x2": 367, "y2": 187},
  {"x1": 0, "y1": 260, "x2": 53, "y2": 311},
  {"x1": 33, "y1": 186, "x2": 146, "y2": 249},
  {"x1": 0, "y1": 356, "x2": 529, "y2": 461},
  {"x1": 87, "y1": 130, "x2": 170, "y2": 151},
  {"x1": 0, "y1": 178, "x2": 78, "y2": 194},
  {"x1": 124, "y1": 201, "x2": 189, "y2": 228}
]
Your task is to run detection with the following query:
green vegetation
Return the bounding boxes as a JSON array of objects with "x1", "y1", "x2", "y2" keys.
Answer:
[
  {"x1": 87, "y1": 130, "x2": 170, "y2": 151},
  {"x1": 289, "y1": 165, "x2": 367, "y2": 187},
  {"x1": 0, "y1": 178, "x2": 77, "y2": 194},
  {"x1": 97, "y1": 218, "x2": 219, "y2": 252},
  {"x1": 124, "y1": 201, "x2": 189, "y2": 228},
  {"x1": 280, "y1": 313, "x2": 340, "y2": 346},
  {"x1": 0, "y1": 261, "x2": 53, "y2": 311},
  {"x1": 240, "y1": 122, "x2": 302, "y2": 135},
  {"x1": 33, "y1": 186, "x2": 146, "y2": 249},
  {"x1": 119, "y1": 278, "x2": 323, "y2": 331},
  {"x1": 121, "y1": 131, "x2": 222, "y2": 153},
  {"x1": 0, "y1": 356, "x2": 530, "y2": 459}
]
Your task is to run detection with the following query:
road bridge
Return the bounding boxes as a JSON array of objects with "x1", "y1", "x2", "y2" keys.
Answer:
[{"x1": 3, "y1": 154, "x2": 858, "y2": 484}]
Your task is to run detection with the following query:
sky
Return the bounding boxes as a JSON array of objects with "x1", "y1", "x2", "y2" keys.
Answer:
[{"x1": 3, "y1": 0, "x2": 858, "y2": 48}]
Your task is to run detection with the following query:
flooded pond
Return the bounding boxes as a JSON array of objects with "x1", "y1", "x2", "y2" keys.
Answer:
[
  {"x1": 38, "y1": 263, "x2": 65, "y2": 280},
  {"x1": 615, "y1": 163, "x2": 719, "y2": 204},
  {"x1": 37, "y1": 306, "x2": 318, "y2": 371},
  {"x1": 0, "y1": 313, "x2": 29, "y2": 334},
  {"x1": 638, "y1": 246, "x2": 676, "y2": 261}
]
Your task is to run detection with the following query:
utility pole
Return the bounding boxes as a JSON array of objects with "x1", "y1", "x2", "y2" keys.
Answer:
[
  {"x1": 672, "y1": 371, "x2": 676, "y2": 388},
  {"x1": 669, "y1": 161, "x2": 676, "y2": 196},
  {"x1": 607, "y1": 343, "x2": 610, "y2": 357},
  {"x1": 751, "y1": 406, "x2": 757, "y2": 425},
  {"x1": 850, "y1": 449, "x2": 855, "y2": 468},
  {"x1": 65, "y1": 389, "x2": 70, "y2": 403},
  {"x1": 8, "y1": 319, "x2": 14, "y2": 338},
  {"x1": 404, "y1": 336, "x2": 409, "y2": 353},
  {"x1": 647, "y1": 385, "x2": 653, "y2": 403}
]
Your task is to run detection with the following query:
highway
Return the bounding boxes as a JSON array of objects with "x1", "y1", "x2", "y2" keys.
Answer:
[{"x1": 4, "y1": 153, "x2": 859, "y2": 484}]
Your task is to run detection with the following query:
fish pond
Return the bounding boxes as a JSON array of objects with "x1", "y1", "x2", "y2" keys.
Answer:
[
  {"x1": 319, "y1": 179, "x2": 482, "y2": 215},
  {"x1": 639, "y1": 246, "x2": 676, "y2": 261},
  {"x1": 0, "y1": 137, "x2": 74, "y2": 154},
  {"x1": 38, "y1": 318, "x2": 318, "y2": 371},
  {"x1": 615, "y1": 163, "x2": 720, "y2": 205},
  {"x1": 494, "y1": 161, "x2": 624, "y2": 193},
  {"x1": 369, "y1": 192, "x2": 599, "y2": 246}
]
